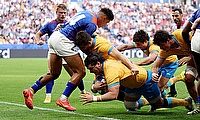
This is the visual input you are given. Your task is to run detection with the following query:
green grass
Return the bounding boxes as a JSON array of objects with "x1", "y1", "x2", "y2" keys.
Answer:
[{"x1": 0, "y1": 58, "x2": 199, "y2": 120}]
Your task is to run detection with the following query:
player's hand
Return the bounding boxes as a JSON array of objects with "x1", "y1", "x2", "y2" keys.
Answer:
[
  {"x1": 80, "y1": 92, "x2": 93, "y2": 105},
  {"x1": 93, "y1": 82, "x2": 107, "y2": 91},
  {"x1": 37, "y1": 40, "x2": 44, "y2": 45},
  {"x1": 178, "y1": 56, "x2": 191, "y2": 67},
  {"x1": 152, "y1": 73, "x2": 159, "y2": 82}
]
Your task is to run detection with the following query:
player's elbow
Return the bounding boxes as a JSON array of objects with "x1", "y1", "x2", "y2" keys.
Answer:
[{"x1": 110, "y1": 92, "x2": 119, "y2": 100}]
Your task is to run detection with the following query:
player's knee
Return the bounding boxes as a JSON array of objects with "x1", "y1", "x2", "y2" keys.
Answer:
[
  {"x1": 124, "y1": 100, "x2": 139, "y2": 110},
  {"x1": 75, "y1": 66, "x2": 86, "y2": 77},
  {"x1": 81, "y1": 70, "x2": 86, "y2": 77},
  {"x1": 51, "y1": 74, "x2": 60, "y2": 80}
]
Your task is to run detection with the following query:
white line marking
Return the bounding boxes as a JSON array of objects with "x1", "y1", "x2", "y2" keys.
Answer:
[{"x1": 0, "y1": 101, "x2": 119, "y2": 120}]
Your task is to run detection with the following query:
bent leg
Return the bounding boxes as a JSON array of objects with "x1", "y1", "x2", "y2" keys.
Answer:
[
  {"x1": 63, "y1": 63, "x2": 85, "y2": 92},
  {"x1": 61, "y1": 54, "x2": 86, "y2": 98}
]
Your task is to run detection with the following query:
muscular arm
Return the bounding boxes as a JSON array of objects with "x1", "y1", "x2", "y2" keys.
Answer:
[
  {"x1": 116, "y1": 43, "x2": 135, "y2": 52},
  {"x1": 80, "y1": 84, "x2": 120, "y2": 104},
  {"x1": 110, "y1": 47, "x2": 139, "y2": 74},
  {"x1": 136, "y1": 52, "x2": 158, "y2": 66},
  {"x1": 182, "y1": 20, "x2": 192, "y2": 46},
  {"x1": 191, "y1": 17, "x2": 200, "y2": 30},
  {"x1": 151, "y1": 57, "x2": 165, "y2": 82},
  {"x1": 151, "y1": 57, "x2": 165, "y2": 73},
  {"x1": 101, "y1": 85, "x2": 120, "y2": 101},
  {"x1": 34, "y1": 31, "x2": 44, "y2": 45},
  {"x1": 178, "y1": 55, "x2": 192, "y2": 67}
]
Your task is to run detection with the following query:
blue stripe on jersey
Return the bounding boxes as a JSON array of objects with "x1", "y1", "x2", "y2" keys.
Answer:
[
  {"x1": 151, "y1": 50, "x2": 159, "y2": 53},
  {"x1": 108, "y1": 46, "x2": 114, "y2": 55},
  {"x1": 108, "y1": 81, "x2": 120, "y2": 88}
]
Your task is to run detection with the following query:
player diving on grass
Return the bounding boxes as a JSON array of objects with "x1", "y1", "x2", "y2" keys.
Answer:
[{"x1": 80, "y1": 51, "x2": 194, "y2": 113}]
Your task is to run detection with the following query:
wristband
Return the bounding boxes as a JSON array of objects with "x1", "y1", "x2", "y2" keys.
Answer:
[
  {"x1": 93, "y1": 96, "x2": 102, "y2": 102},
  {"x1": 91, "y1": 84, "x2": 95, "y2": 90}
]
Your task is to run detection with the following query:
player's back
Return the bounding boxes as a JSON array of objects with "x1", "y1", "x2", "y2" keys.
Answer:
[{"x1": 60, "y1": 10, "x2": 97, "y2": 41}]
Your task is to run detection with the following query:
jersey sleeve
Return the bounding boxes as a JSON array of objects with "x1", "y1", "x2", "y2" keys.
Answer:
[
  {"x1": 39, "y1": 22, "x2": 50, "y2": 35},
  {"x1": 84, "y1": 22, "x2": 97, "y2": 36},
  {"x1": 189, "y1": 9, "x2": 200, "y2": 23},
  {"x1": 149, "y1": 44, "x2": 160, "y2": 53}
]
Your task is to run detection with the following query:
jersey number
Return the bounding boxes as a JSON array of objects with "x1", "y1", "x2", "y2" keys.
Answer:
[{"x1": 69, "y1": 14, "x2": 86, "y2": 25}]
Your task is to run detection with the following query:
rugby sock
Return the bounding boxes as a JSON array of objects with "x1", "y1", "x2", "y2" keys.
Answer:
[
  {"x1": 45, "y1": 80, "x2": 54, "y2": 94},
  {"x1": 198, "y1": 96, "x2": 200, "y2": 103},
  {"x1": 31, "y1": 80, "x2": 43, "y2": 93},
  {"x1": 197, "y1": 96, "x2": 200, "y2": 109},
  {"x1": 167, "y1": 80, "x2": 172, "y2": 87},
  {"x1": 78, "y1": 80, "x2": 85, "y2": 93},
  {"x1": 138, "y1": 98, "x2": 149, "y2": 107},
  {"x1": 60, "y1": 94, "x2": 67, "y2": 101},
  {"x1": 62, "y1": 82, "x2": 77, "y2": 97},
  {"x1": 161, "y1": 90, "x2": 167, "y2": 97},
  {"x1": 166, "y1": 98, "x2": 188, "y2": 107},
  {"x1": 170, "y1": 84, "x2": 176, "y2": 93}
]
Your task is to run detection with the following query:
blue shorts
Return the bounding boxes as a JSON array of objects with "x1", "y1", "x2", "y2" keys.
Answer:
[
  {"x1": 158, "y1": 60, "x2": 178, "y2": 78},
  {"x1": 125, "y1": 71, "x2": 161, "y2": 104}
]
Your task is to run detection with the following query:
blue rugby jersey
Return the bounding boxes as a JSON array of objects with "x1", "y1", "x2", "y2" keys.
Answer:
[
  {"x1": 60, "y1": 10, "x2": 97, "y2": 41},
  {"x1": 189, "y1": 9, "x2": 200, "y2": 29},
  {"x1": 40, "y1": 19, "x2": 67, "y2": 37}
]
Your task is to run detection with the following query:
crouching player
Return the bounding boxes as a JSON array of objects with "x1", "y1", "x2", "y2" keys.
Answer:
[
  {"x1": 80, "y1": 52, "x2": 194, "y2": 113},
  {"x1": 91, "y1": 75, "x2": 149, "y2": 111}
]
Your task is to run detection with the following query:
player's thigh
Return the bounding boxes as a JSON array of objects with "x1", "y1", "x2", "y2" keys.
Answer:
[
  {"x1": 158, "y1": 76, "x2": 169, "y2": 88},
  {"x1": 62, "y1": 64, "x2": 73, "y2": 76},
  {"x1": 186, "y1": 58, "x2": 198, "y2": 79},
  {"x1": 63, "y1": 54, "x2": 85, "y2": 73},
  {"x1": 49, "y1": 53, "x2": 62, "y2": 75}
]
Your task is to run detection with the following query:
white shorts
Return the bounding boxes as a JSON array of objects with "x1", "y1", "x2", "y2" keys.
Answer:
[
  {"x1": 185, "y1": 65, "x2": 198, "y2": 78},
  {"x1": 48, "y1": 31, "x2": 78, "y2": 57},
  {"x1": 47, "y1": 51, "x2": 67, "y2": 64},
  {"x1": 191, "y1": 29, "x2": 200, "y2": 54}
]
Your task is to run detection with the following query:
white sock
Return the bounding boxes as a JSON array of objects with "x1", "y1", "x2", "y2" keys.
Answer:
[
  {"x1": 46, "y1": 93, "x2": 51, "y2": 97},
  {"x1": 60, "y1": 94, "x2": 68, "y2": 101}
]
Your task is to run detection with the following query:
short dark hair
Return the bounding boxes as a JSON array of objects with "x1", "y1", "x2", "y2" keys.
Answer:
[
  {"x1": 75, "y1": 31, "x2": 91, "y2": 47},
  {"x1": 172, "y1": 8, "x2": 182, "y2": 14},
  {"x1": 99, "y1": 8, "x2": 114, "y2": 21},
  {"x1": 57, "y1": 3, "x2": 67, "y2": 11},
  {"x1": 84, "y1": 51, "x2": 105, "y2": 68},
  {"x1": 153, "y1": 30, "x2": 172, "y2": 46},
  {"x1": 133, "y1": 30, "x2": 149, "y2": 43}
]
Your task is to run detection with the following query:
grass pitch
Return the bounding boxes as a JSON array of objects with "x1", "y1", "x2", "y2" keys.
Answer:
[{"x1": 0, "y1": 58, "x2": 199, "y2": 120}]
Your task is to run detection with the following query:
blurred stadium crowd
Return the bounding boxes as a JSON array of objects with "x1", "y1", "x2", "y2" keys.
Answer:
[{"x1": 0, "y1": 0, "x2": 197, "y2": 46}]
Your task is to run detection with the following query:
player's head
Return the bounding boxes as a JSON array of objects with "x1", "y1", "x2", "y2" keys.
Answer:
[
  {"x1": 84, "y1": 51, "x2": 105, "y2": 75},
  {"x1": 75, "y1": 31, "x2": 94, "y2": 55},
  {"x1": 133, "y1": 30, "x2": 150, "y2": 50},
  {"x1": 97, "y1": 8, "x2": 114, "y2": 28},
  {"x1": 171, "y1": 8, "x2": 183, "y2": 26},
  {"x1": 56, "y1": 4, "x2": 67, "y2": 23},
  {"x1": 153, "y1": 30, "x2": 172, "y2": 51}
]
